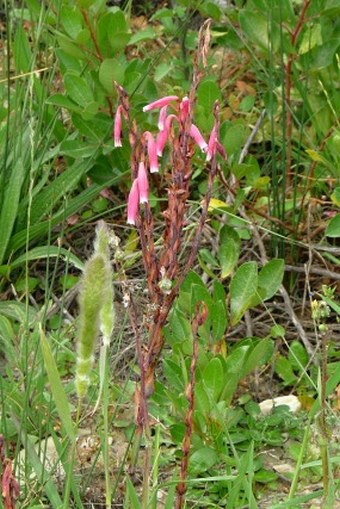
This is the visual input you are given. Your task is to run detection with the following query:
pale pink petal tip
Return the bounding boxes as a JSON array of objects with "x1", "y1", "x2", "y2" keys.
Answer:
[
  {"x1": 127, "y1": 179, "x2": 139, "y2": 225},
  {"x1": 158, "y1": 105, "x2": 168, "y2": 130},
  {"x1": 144, "y1": 131, "x2": 159, "y2": 173},
  {"x1": 137, "y1": 161, "x2": 149, "y2": 204},
  {"x1": 180, "y1": 96, "x2": 190, "y2": 121},
  {"x1": 190, "y1": 124, "x2": 208, "y2": 152},
  {"x1": 143, "y1": 95, "x2": 179, "y2": 112},
  {"x1": 114, "y1": 105, "x2": 123, "y2": 148}
]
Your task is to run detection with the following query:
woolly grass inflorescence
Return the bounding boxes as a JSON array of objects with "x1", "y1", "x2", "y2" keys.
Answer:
[{"x1": 75, "y1": 221, "x2": 114, "y2": 399}]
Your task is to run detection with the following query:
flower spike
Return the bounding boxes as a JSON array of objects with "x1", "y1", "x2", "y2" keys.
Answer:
[
  {"x1": 179, "y1": 96, "x2": 190, "y2": 122},
  {"x1": 143, "y1": 95, "x2": 179, "y2": 112},
  {"x1": 206, "y1": 125, "x2": 217, "y2": 162},
  {"x1": 158, "y1": 105, "x2": 168, "y2": 131}
]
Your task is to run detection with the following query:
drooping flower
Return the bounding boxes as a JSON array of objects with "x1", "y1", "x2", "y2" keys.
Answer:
[
  {"x1": 143, "y1": 132, "x2": 158, "y2": 173},
  {"x1": 156, "y1": 114, "x2": 178, "y2": 156},
  {"x1": 127, "y1": 179, "x2": 139, "y2": 225},
  {"x1": 143, "y1": 95, "x2": 179, "y2": 112},
  {"x1": 137, "y1": 161, "x2": 149, "y2": 203},
  {"x1": 158, "y1": 105, "x2": 168, "y2": 130},
  {"x1": 206, "y1": 125, "x2": 217, "y2": 162},
  {"x1": 189, "y1": 124, "x2": 208, "y2": 152},
  {"x1": 113, "y1": 105, "x2": 123, "y2": 147},
  {"x1": 216, "y1": 141, "x2": 227, "y2": 159}
]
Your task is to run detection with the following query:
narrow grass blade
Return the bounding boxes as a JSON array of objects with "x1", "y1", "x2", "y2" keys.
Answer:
[
  {"x1": 39, "y1": 325, "x2": 76, "y2": 442},
  {"x1": 0, "y1": 157, "x2": 26, "y2": 265},
  {"x1": 12, "y1": 415, "x2": 63, "y2": 509},
  {"x1": 11, "y1": 246, "x2": 84, "y2": 271},
  {"x1": 124, "y1": 476, "x2": 142, "y2": 509}
]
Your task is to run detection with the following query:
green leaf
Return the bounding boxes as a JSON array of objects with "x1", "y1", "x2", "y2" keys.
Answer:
[
  {"x1": 99, "y1": 58, "x2": 125, "y2": 93},
  {"x1": 76, "y1": 0, "x2": 96, "y2": 6},
  {"x1": 242, "y1": 339, "x2": 274, "y2": 378},
  {"x1": 0, "y1": 301, "x2": 36, "y2": 325},
  {"x1": 13, "y1": 25, "x2": 32, "y2": 72},
  {"x1": 64, "y1": 73, "x2": 94, "y2": 107},
  {"x1": 239, "y1": 10, "x2": 271, "y2": 50},
  {"x1": 40, "y1": 327, "x2": 76, "y2": 441},
  {"x1": 230, "y1": 262, "x2": 258, "y2": 325},
  {"x1": 12, "y1": 418, "x2": 63, "y2": 509},
  {"x1": 60, "y1": 139, "x2": 99, "y2": 158},
  {"x1": 218, "y1": 225, "x2": 241, "y2": 278},
  {"x1": 221, "y1": 123, "x2": 246, "y2": 155},
  {"x1": 326, "y1": 214, "x2": 340, "y2": 237},
  {"x1": 11, "y1": 246, "x2": 84, "y2": 271},
  {"x1": 189, "y1": 447, "x2": 219, "y2": 474},
  {"x1": 252, "y1": 258, "x2": 284, "y2": 305},
  {"x1": 0, "y1": 158, "x2": 26, "y2": 265},
  {"x1": 197, "y1": 79, "x2": 222, "y2": 112},
  {"x1": 60, "y1": 6, "x2": 83, "y2": 39},
  {"x1": 46, "y1": 93, "x2": 82, "y2": 112},
  {"x1": 129, "y1": 27, "x2": 156, "y2": 45},
  {"x1": 154, "y1": 62, "x2": 173, "y2": 82},
  {"x1": 210, "y1": 300, "x2": 228, "y2": 342},
  {"x1": 203, "y1": 357, "x2": 224, "y2": 399},
  {"x1": 30, "y1": 161, "x2": 85, "y2": 224},
  {"x1": 288, "y1": 340, "x2": 309, "y2": 372},
  {"x1": 275, "y1": 355, "x2": 297, "y2": 385},
  {"x1": 125, "y1": 476, "x2": 142, "y2": 509}
]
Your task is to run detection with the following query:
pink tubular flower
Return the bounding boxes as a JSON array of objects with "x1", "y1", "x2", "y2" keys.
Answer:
[
  {"x1": 179, "y1": 96, "x2": 190, "y2": 122},
  {"x1": 143, "y1": 95, "x2": 178, "y2": 112},
  {"x1": 143, "y1": 131, "x2": 158, "y2": 173},
  {"x1": 190, "y1": 124, "x2": 208, "y2": 152},
  {"x1": 158, "y1": 105, "x2": 168, "y2": 130},
  {"x1": 206, "y1": 125, "x2": 217, "y2": 162},
  {"x1": 156, "y1": 114, "x2": 178, "y2": 156},
  {"x1": 137, "y1": 161, "x2": 149, "y2": 203},
  {"x1": 127, "y1": 179, "x2": 139, "y2": 225},
  {"x1": 113, "y1": 105, "x2": 123, "y2": 147},
  {"x1": 216, "y1": 140, "x2": 227, "y2": 159}
]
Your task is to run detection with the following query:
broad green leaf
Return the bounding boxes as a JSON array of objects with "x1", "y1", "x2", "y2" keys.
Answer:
[
  {"x1": 13, "y1": 26, "x2": 32, "y2": 72},
  {"x1": 210, "y1": 300, "x2": 228, "y2": 342},
  {"x1": 326, "y1": 214, "x2": 340, "y2": 238},
  {"x1": 242, "y1": 339, "x2": 274, "y2": 378},
  {"x1": 331, "y1": 187, "x2": 340, "y2": 207},
  {"x1": 46, "y1": 93, "x2": 82, "y2": 112},
  {"x1": 60, "y1": 6, "x2": 83, "y2": 39},
  {"x1": 0, "y1": 158, "x2": 26, "y2": 265},
  {"x1": 275, "y1": 355, "x2": 297, "y2": 385},
  {"x1": 223, "y1": 123, "x2": 247, "y2": 155},
  {"x1": 252, "y1": 258, "x2": 284, "y2": 305},
  {"x1": 197, "y1": 79, "x2": 222, "y2": 113},
  {"x1": 99, "y1": 58, "x2": 125, "y2": 93},
  {"x1": 239, "y1": 10, "x2": 271, "y2": 50},
  {"x1": 203, "y1": 357, "x2": 224, "y2": 399},
  {"x1": 129, "y1": 27, "x2": 156, "y2": 45},
  {"x1": 154, "y1": 62, "x2": 172, "y2": 82},
  {"x1": 40, "y1": 327, "x2": 75, "y2": 441},
  {"x1": 218, "y1": 225, "x2": 241, "y2": 278},
  {"x1": 230, "y1": 262, "x2": 258, "y2": 325},
  {"x1": 288, "y1": 340, "x2": 309, "y2": 371},
  {"x1": 11, "y1": 246, "x2": 84, "y2": 271},
  {"x1": 60, "y1": 139, "x2": 99, "y2": 158},
  {"x1": 189, "y1": 447, "x2": 219, "y2": 474},
  {"x1": 64, "y1": 73, "x2": 94, "y2": 107},
  {"x1": 195, "y1": 381, "x2": 211, "y2": 415},
  {"x1": 76, "y1": 0, "x2": 96, "y2": 6},
  {"x1": 0, "y1": 301, "x2": 36, "y2": 324}
]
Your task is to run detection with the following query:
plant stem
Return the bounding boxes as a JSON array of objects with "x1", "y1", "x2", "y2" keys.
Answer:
[
  {"x1": 175, "y1": 303, "x2": 207, "y2": 509},
  {"x1": 63, "y1": 400, "x2": 81, "y2": 509}
]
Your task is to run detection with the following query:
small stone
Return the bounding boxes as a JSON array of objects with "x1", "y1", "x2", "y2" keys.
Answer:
[{"x1": 259, "y1": 395, "x2": 301, "y2": 415}]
